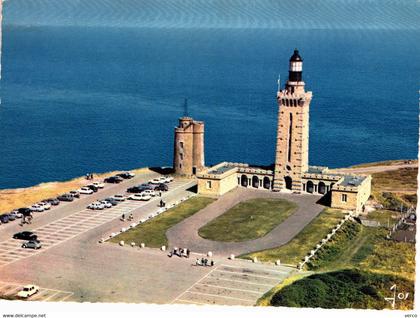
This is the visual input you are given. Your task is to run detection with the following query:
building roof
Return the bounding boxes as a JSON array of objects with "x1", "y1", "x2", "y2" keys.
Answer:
[{"x1": 338, "y1": 175, "x2": 366, "y2": 187}]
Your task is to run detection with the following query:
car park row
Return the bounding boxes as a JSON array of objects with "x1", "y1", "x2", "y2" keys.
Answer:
[{"x1": 0, "y1": 172, "x2": 138, "y2": 224}]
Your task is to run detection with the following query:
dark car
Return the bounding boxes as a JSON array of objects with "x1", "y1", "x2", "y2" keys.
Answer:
[
  {"x1": 86, "y1": 184, "x2": 99, "y2": 192},
  {"x1": 104, "y1": 176, "x2": 123, "y2": 184},
  {"x1": 116, "y1": 172, "x2": 134, "y2": 179},
  {"x1": 127, "y1": 186, "x2": 143, "y2": 193},
  {"x1": 154, "y1": 183, "x2": 169, "y2": 191},
  {"x1": 7, "y1": 213, "x2": 16, "y2": 221},
  {"x1": 0, "y1": 214, "x2": 9, "y2": 223},
  {"x1": 139, "y1": 183, "x2": 154, "y2": 190},
  {"x1": 104, "y1": 197, "x2": 118, "y2": 206},
  {"x1": 45, "y1": 198, "x2": 60, "y2": 206},
  {"x1": 57, "y1": 194, "x2": 74, "y2": 202},
  {"x1": 18, "y1": 208, "x2": 32, "y2": 217},
  {"x1": 13, "y1": 231, "x2": 38, "y2": 241}
]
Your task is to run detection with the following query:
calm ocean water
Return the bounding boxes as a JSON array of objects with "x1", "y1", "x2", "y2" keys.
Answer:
[{"x1": 1, "y1": 1, "x2": 419, "y2": 189}]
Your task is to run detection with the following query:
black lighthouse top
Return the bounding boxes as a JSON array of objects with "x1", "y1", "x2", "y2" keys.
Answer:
[
  {"x1": 288, "y1": 49, "x2": 303, "y2": 82},
  {"x1": 290, "y1": 49, "x2": 302, "y2": 62}
]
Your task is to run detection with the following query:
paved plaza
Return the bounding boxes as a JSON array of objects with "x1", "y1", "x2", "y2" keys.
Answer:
[{"x1": 0, "y1": 176, "x2": 309, "y2": 305}]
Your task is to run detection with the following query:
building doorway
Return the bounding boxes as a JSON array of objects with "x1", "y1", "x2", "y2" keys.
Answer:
[
  {"x1": 307, "y1": 181, "x2": 314, "y2": 193},
  {"x1": 241, "y1": 175, "x2": 248, "y2": 187},
  {"x1": 318, "y1": 182, "x2": 326, "y2": 194},
  {"x1": 263, "y1": 177, "x2": 271, "y2": 189},
  {"x1": 252, "y1": 176, "x2": 259, "y2": 188},
  {"x1": 284, "y1": 176, "x2": 293, "y2": 190}
]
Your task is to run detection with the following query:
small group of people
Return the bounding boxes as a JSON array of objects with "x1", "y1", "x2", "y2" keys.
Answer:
[
  {"x1": 85, "y1": 173, "x2": 94, "y2": 180},
  {"x1": 159, "y1": 199, "x2": 166, "y2": 208},
  {"x1": 20, "y1": 213, "x2": 33, "y2": 226},
  {"x1": 168, "y1": 247, "x2": 190, "y2": 258},
  {"x1": 121, "y1": 213, "x2": 133, "y2": 221},
  {"x1": 196, "y1": 258, "x2": 214, "y2": 267}
]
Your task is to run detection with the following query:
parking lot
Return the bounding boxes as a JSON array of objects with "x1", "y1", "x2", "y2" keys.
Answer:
[
  {"x1": 0, "y1": 178, "x2": 193, "y2": 268},
  {"x1": 172, "y1": 262, "x2": 294, "y2": 306},
  {"x1": 0, "y1": 281, "x2": 73, "y2": 302}
]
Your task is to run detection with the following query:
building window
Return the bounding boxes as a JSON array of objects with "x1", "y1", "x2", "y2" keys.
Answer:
[
  {"x1": 180, "y1": 153, "x2": 183, "y2": 160},
  {"x1": 206, "y1": 181, "x2": 212, "y2": 189},
  {"x1": 341, "y1": 194, "x2": 348, "y2": 202},
  {"x1": 180, "y1": 141, "x2": 184, "y2": 149},
  {"x1": 179, "y1": 164, "x2": 182, "y2": 169}
]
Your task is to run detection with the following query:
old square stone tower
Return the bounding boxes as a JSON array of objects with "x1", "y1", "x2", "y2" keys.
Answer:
[
  {"x1": 273, "y1": 49, "x2": 313, "y2": 192},
  {"x1": 173, "y1": 116, "x2": 205, "y2": 176}
]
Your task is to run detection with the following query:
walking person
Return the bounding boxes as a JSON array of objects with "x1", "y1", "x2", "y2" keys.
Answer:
[{"x1": 186, "y1": 249, "x2": 190, "y2": 258}]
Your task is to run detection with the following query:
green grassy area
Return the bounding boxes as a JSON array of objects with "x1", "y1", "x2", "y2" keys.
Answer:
[
  {"x1": 109, "y1": 196, "x2": 215, "y2": 247},
  {"x1": 240, "y1": 208, "x2": 343, "y2": 264},
  {"x1": 198, "y1": 198, "x2": 297, "y2": 242},
  {"x1": 269, "y1": 269, "x2": 414, "y2": 310}
]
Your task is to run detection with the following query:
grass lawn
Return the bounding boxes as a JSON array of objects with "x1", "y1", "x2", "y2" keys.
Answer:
[
  {"x1": 240, "y1": 208, "x2": 344, "y2": 264},
  {"x1": 109, "y1": 196, "x2": 215, "y2": 247},
  {"x1": 197, "y1": 198, "x2": 297, "y2": 242}
]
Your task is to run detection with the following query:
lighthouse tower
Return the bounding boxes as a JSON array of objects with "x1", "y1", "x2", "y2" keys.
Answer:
[{"x1": 273, "y1": 49, "x2": 313, "y2": 192}]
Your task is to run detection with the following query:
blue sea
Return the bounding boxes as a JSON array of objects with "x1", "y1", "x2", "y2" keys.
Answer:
[{"x1": 1, "y1": 0, "x2": 419, "y2": 189}]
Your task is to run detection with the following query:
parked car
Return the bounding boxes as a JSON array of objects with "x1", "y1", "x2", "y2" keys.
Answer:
[
  {"x1": 104, "y1": 197, "x2": 118, "y2": 206},
  {"x1": 18, "y1": 208, "x2": 32, "y2": 216},
  {"x1": 69, "y1": 190, "x2": 80, "y2": 198},
  {"x1": 149, "y1": 178, "x2": 161, "y2": 185},
  {"x1": 17, "y1": 285, "x2": 39, "y2": 298},
  {"x1": 10, "y1": 210, "x2": 23, "y2": 219},
  {"x1": 154, "y1": 183, "x2": 169, "y2": 191},
  {"x1": 79, "y1": 187, "x2": 94, "y2": 195},
  {"x1": 21, "y1": 240, "x2": 42, "y2": 249},
  {"x1": 116, "y1": 172, "x2": 135, "y2": 179},
  {"x1": 57, "y1": 194, "x2": 74, "y2": 202},
  {"x1": 0, "y1": 214, "x2": 9, "y2": 223},
  {"x1": 100, "y1": 201, "x2": 112, "y2": 208},
  {"x1": 45, "y1": 198, "x2": 60, "y2": 206},
  {"x1": 86, "y1": 184, "x2": 99, "y2": 192},
  {"x1": 128, "y1": 193, "x2": 152, "y2": 201},
  {"x1": 87, "y1": 202, "x2": 105, "y2": 210},
  {"x1": 13, "y1": 231, "x2": 37, "y2": 241},
  {"x1": 104, "y1": 176, "x2": 123, "y2": 183},
  {"x1": 113, "y1": 194, "x2": 126, "y2": 201},
  {"x1": 30, "y1": 204, "x2": 45, "y2": 212},
  {"x1": 7, "y1": 213, "x2": 16, "y2": 221},
  {"x1": 127, "y1": 186, "x2": 143, "y2": 193},
  {"x1": 92, "y1": 181, "x2": 105, "y2": 189},
  {"x1": 139, "y1": 183, "x2": 155, "y2": 190},
  {"x1": 38, "y1": 202, "x2": 51, "y2": 210},
  {"x1": 142, "y1": 189, "x2": 156, "y2": 197}
]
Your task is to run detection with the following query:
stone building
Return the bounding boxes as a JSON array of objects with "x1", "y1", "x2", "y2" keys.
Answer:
[
  {"x1": 173, "y1": 116, "x2": 205, "y2": 176},
  {"x1": 190, "y1": 49, "x2": 371, "y2": 212}
]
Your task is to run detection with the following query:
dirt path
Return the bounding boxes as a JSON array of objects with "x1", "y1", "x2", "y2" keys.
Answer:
[{"x1": 330, "y1": 163, "x2": 417, "y2": 175}]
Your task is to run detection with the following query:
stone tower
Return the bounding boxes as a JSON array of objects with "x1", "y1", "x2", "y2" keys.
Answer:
[
  {"x1": 173, "y1": 117, "x2": 205, "y2": 176},
  {"x1": 273, "y1": 49, "x2": 312, "y2": 192}
]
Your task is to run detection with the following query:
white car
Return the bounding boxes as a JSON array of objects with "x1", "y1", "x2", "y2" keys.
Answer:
[
  {"x1": 113, "y1": 194, "x2": 126, "y2": 201},
  {"x1": 128, "y1": 193, "x2": 152, "y2": 201},
  {"x1": 79, "y1": 187, "x2": 94, "y2": 195},
  {"x1": 17, "y1": 285, "x2": 39, "y2": 298},
  {"x1": 39, "y1": 202, "x2": 51, "y2": 210},
  {"x1": 92, "y1": 181, "x2": 105, "y2": 189},
  {"x1": 10, "y1": 210, "x2": 23, "y2": 218},
  {"x1": 87, "y1": 202, "x2": 105, "y2": 210},
  {"x1": 30, "y1": 204, "x2": 45, "y2": 212},
  {"x1": 149, "y1": 178, "x2": 161, "y2": 185},
  {"x1": 142, "y1": 189, "x2": 156, "y2": 197},
  {"x1": 100, "y1": 201, "x2": 112, "y2": 208},
  {"x1": 159, "y1": 176, "x2": 173, "y2": 183}
]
